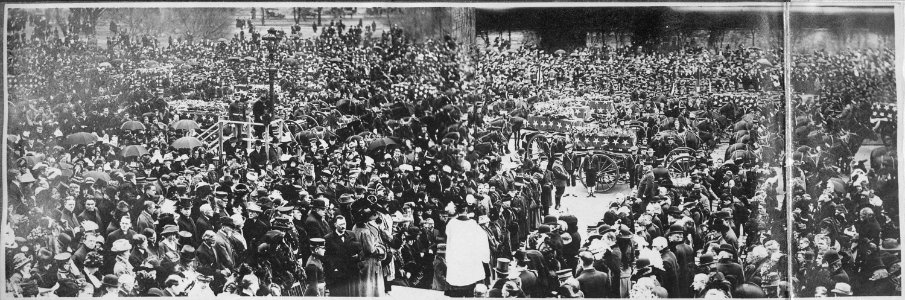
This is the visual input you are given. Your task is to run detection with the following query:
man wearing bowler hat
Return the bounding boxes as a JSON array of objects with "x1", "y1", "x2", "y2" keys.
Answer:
[
  {"x1": 305, "y1": 196, "x2": 332, "y2": 239},
  {"x1": 714, "y1": 243, "x2": 745, "y2": 284},
  {"x1": 100, "y1": 274, "x2": 121, "y2": 297},
  {"x1": 667, "y1": 222, "x2": 694, "y2": 297}
]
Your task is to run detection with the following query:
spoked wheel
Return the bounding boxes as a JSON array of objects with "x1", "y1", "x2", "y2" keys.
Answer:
[
  {"x1": 668, "y1": 155, "x2": 697, "y2": 179},
  {"x1": 527, "y1": 134, "x2": 551, "y2": 162},
  {"x1": 594, "y1": 154, "x2": 620, "y2": 192},
  {"x1": 667, "y1": 146, "x2": 697, "y2": 159}
]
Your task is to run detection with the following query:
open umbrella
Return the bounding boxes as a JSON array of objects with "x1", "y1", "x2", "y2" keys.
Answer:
[
  {"x1": 98, "y1": 62, "x2": 112, "y2": 68},
  {"x1": 444, "y1": 132, "x2": 461, "y2": 141},
  {"x1": 121, "y1": 145, "x2": 149, "y2": 158},
  {"x1": 329, "y1": 57, "x2": 343, "y2": 63},
  {"x1": 367, "y1": 137, "x2": 397, "y2": 152},
  {"x1": 172, "y1": 137, "x2": 203, "y2": 149},
  {"x1": 554, "y1": 49, "x2": 566, "y2": 55},
  {"x1": 82, "y1": 170, "x2": 111, "y2": 182},
  {"x1": 171, "y1": 119, "x2": 201, "y2": 130},
  {"x1": 827, "y1": 177, "x2": 847, "y2": 194},
  {"x1": 218, "y1": 38, "x2": 228, "y2": 43},
  {"x1": 296, "y1": 131, "x2": 319, "y2": 142},
  {"x1": 22, "y1": 154, "x2": 44, "y2": 167},
  {"x1": 756, "y1": 58, "x2": 771, "y2": 66},
  {"x1": 66, "y1": 132, "x2": 99, "y2": 145},
  {"x1": 121, "y1": 121, "x2": 146, "y2": 131}
]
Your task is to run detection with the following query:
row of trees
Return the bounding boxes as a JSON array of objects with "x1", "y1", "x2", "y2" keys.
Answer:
[
  {"x1": 18, "y1": 8, "x2": 236, "y2": 41},
  {"x1": 476, "y1": 7, "x2": 783, "y2": 52}
]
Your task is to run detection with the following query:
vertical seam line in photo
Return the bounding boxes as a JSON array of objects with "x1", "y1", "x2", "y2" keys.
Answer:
[{"x1": 783, "y1": 3, "x2": 795, "y2": 297}]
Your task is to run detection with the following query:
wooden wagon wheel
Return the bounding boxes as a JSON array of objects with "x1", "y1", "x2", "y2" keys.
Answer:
[
  {"x1": 527, "y1": 133, "x2": 551, "y2": 162},
  {"x1": 667, "y1": 155, "x2": 697, "y2": 180},
  {"x1": 595, "y1": 154, "x2": 620, "y2": 192}
]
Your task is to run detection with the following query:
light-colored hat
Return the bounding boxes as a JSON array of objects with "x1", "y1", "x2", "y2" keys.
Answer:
[
  {"x1": 830, "y1": 283, "x2": 852, "y2": 295},
  {"x1": 12, "y1": 253, "x2": 31, "y2": 269},
  {"x1": 111, "y1": 239, "x2": 132, "y2": 252},
  {"x1": 161, "y1": 225, "x2": 179, "y2": 235},
  {"x1": 81, "y1": 220, "x2": 99, "y2": 232},
  {"x1": 246, "y1": 203, "x2": 263, "y2": 213}
]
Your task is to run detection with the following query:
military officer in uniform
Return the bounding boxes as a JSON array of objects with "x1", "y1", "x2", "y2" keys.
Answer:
[{"x1": 305, "y1": 238, "x2": 327, "y2": 296}]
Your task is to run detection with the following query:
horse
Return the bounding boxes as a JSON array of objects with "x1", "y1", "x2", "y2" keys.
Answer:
[{"x1": 476, "y1": 131, "x2": 508, "y2": 155}]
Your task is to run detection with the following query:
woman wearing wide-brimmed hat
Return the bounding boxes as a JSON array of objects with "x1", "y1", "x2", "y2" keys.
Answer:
[{"x1": 349, "y1": 198, "x2": 387, "y2": 297}]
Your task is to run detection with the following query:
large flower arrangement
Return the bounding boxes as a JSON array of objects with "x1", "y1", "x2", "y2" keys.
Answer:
[{"x1": 167, "y1": 99, "x2": 228, "y2": 115}]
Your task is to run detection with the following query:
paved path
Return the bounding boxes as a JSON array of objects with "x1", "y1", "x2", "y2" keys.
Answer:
[{"x1": 500, "y1": 137, "x2": 732, "y2": 240}]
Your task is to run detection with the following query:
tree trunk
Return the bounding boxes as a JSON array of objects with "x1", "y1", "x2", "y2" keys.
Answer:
[{"x1": 53, "y1": 9, "x2": 69, "y2": 37}]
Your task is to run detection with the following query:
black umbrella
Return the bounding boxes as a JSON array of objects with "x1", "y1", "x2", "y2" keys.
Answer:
[
  {"x1": 82, "y1": 170, "x2": 111, "y2": 182},
  {"x1": 121, "y1": 120, "x2": 146, "y2": 131},
  {"x1": 121, "y1": 145, "x2": 150, "y2": 158},
  {"x1": 367, "y1": 137, "x2": 397, "y2": 152},
  {"x1": 66, "y1": 132, "x2": 99, "y2": 145},
  {"x1": 172, "y1": 137, "x2": 203, "y2": 149},
  {"x1": 171, "y1": 119, "x2": 201, "y2": 130}
]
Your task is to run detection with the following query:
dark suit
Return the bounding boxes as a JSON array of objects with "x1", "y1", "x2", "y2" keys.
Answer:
[
  {"x1": 197, "y1": 241, "x2": 231, "y2": 270},
  {"x1": 324, "y1": 230, "x2": 358, "y2": 297},
  {"x1": 176, "y1": 214, "x2": 198, "y2": 245},
  {"x1": 248, "y1": 149, "x2": 267, "y2": 171},
  {"x1": 638, "y1": 173, "x2": 658, "y2": 203},
  {"x1": 212, "y1": 231, "x2": 237, "y2": 269},
  {"x1": 78, "y1": 210, "x2": 106, "y2": 235},
  {"x1": 243, "y1": 217, "x2": 269, "y2": 250},
  {"x1": 714, "y1": 261, "x2": 745, "y2": 285},
  {"x1": 72, "y1": 245, "x2": 90, "y2": 269},
  {"x1": 135, "y1": 211, "x2": 155, "y2": 233},
  {"x1": 660, "y1": 249, "x2": 680, "y2": 297},
  {"x1": 672, "y1": 243, "x2": 695, "y2": 297},
  {"x1": 196, "y1": 215, "x2": 214, "y2": 237},
  {"x1": 517, "y1": 269, "x2": 540, "y2": 297},
  {"x1": 576, "y1": 267, "x2": 611, "y2": 298},
  {"x1": 304, "y1": 211, "x2": 331, "y2": 239},
  {"x1": 105, "y1": 229, "x2": 137, "y2": 250}
]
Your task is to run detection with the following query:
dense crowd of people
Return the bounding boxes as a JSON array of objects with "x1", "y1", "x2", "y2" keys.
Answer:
[
  {"x1": 2, "y1": 7, "x2": 895, "y2": 299},
  {"x1": 790, "y1": 48, "x2": 900, "y2": 297}
]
